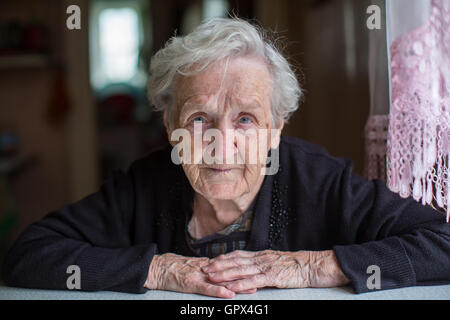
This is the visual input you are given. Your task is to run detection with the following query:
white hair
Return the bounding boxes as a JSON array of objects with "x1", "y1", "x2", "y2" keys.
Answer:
[{"x1": 148, "y1": 17, "x2": 303, "y2": 130}]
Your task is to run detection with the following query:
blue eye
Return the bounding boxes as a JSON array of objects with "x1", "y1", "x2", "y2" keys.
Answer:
[
  {"x1": 192, "y1": 116, "x2": 206, "y2": 123},
  {"x1": 239, "y1": 116, "x2": 252, "y2": 124}
]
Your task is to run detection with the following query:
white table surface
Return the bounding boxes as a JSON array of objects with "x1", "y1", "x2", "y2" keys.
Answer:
[{"x1": 0, "y1": 284, "x2": 449, "y2": 300}]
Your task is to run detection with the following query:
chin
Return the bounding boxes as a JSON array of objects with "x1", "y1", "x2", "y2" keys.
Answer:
[{"x1": 202, "y1": 182, "x2": 245, "y2": 200}]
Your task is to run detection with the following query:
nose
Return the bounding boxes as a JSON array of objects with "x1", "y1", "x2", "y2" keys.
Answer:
[{"x1": 212, "y1": 119, "x2": 238, "y2": 164}]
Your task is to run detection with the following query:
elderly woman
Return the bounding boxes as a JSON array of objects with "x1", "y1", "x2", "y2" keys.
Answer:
[{"x1": 2, "y1": 18, "x2": 449, "y2": 299}]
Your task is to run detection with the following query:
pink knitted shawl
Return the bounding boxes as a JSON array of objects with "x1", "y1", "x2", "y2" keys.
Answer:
[{"x1": 387, "y1": 0, "x2": 450, "y2": 221}]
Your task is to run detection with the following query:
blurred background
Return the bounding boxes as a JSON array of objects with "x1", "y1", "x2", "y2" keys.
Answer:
[{"x1": 0, "y1": 0, "x2": 374, "y2": 264}]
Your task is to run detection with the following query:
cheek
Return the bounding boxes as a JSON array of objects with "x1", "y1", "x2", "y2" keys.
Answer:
[
  {"x1": 177, "y1": 131, "x2": 203, "y2": 164},
  {"x1": 235, "y1": 130, "x2": 271, "y2": 166},
  {"x1": 182, "y1": 164, "x2": 201, "y2": 186},
  {"x1": 243, "y1": 164, "x2": 262, "y2": 185}
]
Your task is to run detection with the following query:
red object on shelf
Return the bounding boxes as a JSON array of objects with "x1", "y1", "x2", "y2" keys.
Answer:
[
  {"x1": 99, "y1": 94, "x2": 136, "y2": 125},
  {"x1": 23, "y1": 23, "x2": 49, "y2": 53},
  {"x1": 46, "y1": 67, "x2": 71, "y2": 125}
]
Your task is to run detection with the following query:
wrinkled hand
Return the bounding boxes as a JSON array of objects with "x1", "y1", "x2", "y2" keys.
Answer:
[
  {"x1": 202, "y1": 250, "x2": 349, "y2": 293},
  {"x1": 144, "y1": 253, "x2": 257, "y2": 298}
]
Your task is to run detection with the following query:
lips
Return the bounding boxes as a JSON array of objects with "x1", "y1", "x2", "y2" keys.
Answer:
[
  {"x1": 201, "y1": 165, "x2": 244, "y2": 173},
  {"x1": 203, "y1": 165, "x2": 243, "y2": 171},
  {"x1": 210, "y1": 168, "x2": 232, "y2": 172}
]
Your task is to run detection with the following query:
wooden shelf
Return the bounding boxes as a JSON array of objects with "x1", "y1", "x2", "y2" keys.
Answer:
[
  {"x1": 0, "y1": 54, "x2": 50, "y2": 69},
  {"x1": 0, "y1": 155, "x2": 37, "y2": 176}
]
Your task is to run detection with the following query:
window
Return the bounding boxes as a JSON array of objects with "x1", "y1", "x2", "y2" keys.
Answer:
[
  {"x1": 203, "y1": 0, "x2": 229, "y2": 20},
  {"x1": 181, "y1": 0, "x2": 229, "y2": 35},
  {"x1": 89, "y1": 0, "x2": 149, "y2": 90},
  {"x1": 99, "y1": 8, "x2": 139, "y2": 82}
]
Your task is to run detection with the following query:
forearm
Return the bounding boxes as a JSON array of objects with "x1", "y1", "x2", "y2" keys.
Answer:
[
  {"x1": 2, "y1": 224, "x2": 157, "y2": 293},
  {"x1": 333, "y1": 230, "x2": 450, "y2": 293},
  {"x1": 144, "y1": 254, "x2": 162, "y2": 290},
  {"x1": 306, "y1": 250, "x2": 350, "y2": 288}
]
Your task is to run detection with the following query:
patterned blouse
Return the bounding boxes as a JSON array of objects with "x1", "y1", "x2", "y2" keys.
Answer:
[{"x1": 186, "y1": 202, "x2": 255, "y2": 258}]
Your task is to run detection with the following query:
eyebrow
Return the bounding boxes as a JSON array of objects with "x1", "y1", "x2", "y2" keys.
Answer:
[
  {"x1": 179, "y1": 104, "x2": 265, "y2": 126},
  {"x1": 178, "y1": 103, "x2": 207, "y2": 121},
  {"x1": 180, "y1": 98, "x2": 264, "y2": 114}
]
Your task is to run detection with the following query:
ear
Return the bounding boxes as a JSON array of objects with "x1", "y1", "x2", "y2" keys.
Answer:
[{"x1": 270, "y1": 120, "x2": 284, "y2": 150}]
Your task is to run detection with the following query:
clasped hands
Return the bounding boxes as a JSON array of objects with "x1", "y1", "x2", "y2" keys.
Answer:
[{"x1": 145, "y1": 249, "x2": 349, "y2": 298}]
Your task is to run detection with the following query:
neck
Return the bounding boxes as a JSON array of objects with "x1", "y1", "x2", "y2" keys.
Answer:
[{"x1": 188, "y1": 175, "x2": 264, "y2": 239}]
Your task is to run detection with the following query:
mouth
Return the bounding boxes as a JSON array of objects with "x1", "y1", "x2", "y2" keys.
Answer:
[
  {"x1": 209, "y1": 168, "x2": 232, "y2": 173},
  {"x1": 203, "y1": 165, "x2": 243, "y2": 173}
]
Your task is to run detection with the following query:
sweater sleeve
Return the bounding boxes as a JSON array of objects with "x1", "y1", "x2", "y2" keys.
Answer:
[
  {"x1": 331, "y1": 160, "x2": 450, "y2": 294},
  {"x1": 1, "y1": 169, "x2": 158, "y2": 293}
]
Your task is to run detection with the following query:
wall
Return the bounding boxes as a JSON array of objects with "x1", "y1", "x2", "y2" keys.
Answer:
[
  {"x1": 0, "y1": 1, "x2": 69, "y2": 239},
  {"x1": 257, "y1": 0, "x2": 371, "y2": 175},
  {"x1": 0, "y1": 0, "x2": 98, "y2": 241},
  {"x1": 62, "y1": 0, "x2": 99, "y2": 203}
]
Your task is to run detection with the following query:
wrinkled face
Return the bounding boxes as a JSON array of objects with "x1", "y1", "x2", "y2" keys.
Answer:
[{"x1": 166, "y1": 56, "x2": 282, "y2": 200}]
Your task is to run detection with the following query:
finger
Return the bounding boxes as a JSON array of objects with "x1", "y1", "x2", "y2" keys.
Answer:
[
  {"x1": 215, "y1": 281, "x2": 257, "y2": 295},
  {"x1": 237, "y1": 288, "x2": 257, "y2": 294},
  {"x1": 198, "y1": 258, "x2": 213, "y2": 268},
  {"x1": 195, "y1": 282, "x2": 235, "y2": 299},
  {"x1": 202, "y1": 257, "x2": 253, "y2": 273},
  {"x1": 208, "y1": 265, "x2": 261, "y2": 282},
  {"x1": 225, "y1": 274, "x2": 267, "y2": 292}
]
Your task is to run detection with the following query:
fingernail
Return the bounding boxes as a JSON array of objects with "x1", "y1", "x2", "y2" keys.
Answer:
[
  {"x1": 208, "y1": 272, "x2": 216, "y2": 277},
  {"x1": 202, "y1": 266, "x2": 210, "y2": 272}
]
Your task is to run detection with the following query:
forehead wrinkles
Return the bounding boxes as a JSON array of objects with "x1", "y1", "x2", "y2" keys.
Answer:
[
  {"x1": 175, "y1": 60, "x2": 228, "y2": 106},
  {"x1": 180, "y1": 87, "x2": 266, "y2": 115},
  {"x1": 178, "y1": 57, "x2": 270, "y2": 95},
  {"x1": 175, "y1": 58, "x2": 272, "y2": 116}
]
